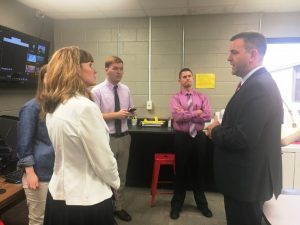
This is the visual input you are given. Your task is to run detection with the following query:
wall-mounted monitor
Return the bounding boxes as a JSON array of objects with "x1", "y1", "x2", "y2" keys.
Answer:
[{"x1": 0, "y1": 25, "x2": 50, "y2": 89}]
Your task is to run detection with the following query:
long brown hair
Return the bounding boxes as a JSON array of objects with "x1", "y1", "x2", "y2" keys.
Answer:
[
  {"x1": 36, "y1": 64, "x2": 47, "y2": 102},
  {"x1": 40, "y1": 46, "x2": 94, "y2": 115}
]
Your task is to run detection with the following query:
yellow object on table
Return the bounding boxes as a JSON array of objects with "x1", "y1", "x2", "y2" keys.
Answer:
[{"x1": 141, "y1": 116, "x2": 165, "y2": 127}]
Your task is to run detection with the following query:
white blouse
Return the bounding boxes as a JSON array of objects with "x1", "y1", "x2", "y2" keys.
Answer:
[{"x1": 46, "y1": 95, "x2": 120, "y2": 206}]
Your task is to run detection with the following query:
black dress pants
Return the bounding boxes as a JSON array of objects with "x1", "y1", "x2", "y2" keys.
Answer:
[
  {"x1": 43, "y1": 191, "x2": 115, "y2": 225},
  {"x1": 224, "y1": 195, "x2": 264, "y2": 225},
  {"x1": 171, "y1": 131, "x2": 208, "y2": 210}
]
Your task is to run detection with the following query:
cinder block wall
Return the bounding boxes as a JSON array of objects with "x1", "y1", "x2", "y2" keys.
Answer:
[
  {"x1": 53, "y1": 15, "x2": 244, "y2": 119},
  {"x1": 2, "y1": 0, "x2": 300, "y2": 118},
  {"x1": 53, "y1": 12, "x2": 300, "y2": 119}
]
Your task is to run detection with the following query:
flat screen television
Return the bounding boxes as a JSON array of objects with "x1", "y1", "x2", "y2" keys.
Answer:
[{"x1": 0, "y1": 25, "x2": 50, "y2": 89}]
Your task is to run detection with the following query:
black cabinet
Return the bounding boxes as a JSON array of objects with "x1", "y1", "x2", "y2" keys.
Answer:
[{"x1": 126, "y1": 126, "x2": 216, "y2": 191}]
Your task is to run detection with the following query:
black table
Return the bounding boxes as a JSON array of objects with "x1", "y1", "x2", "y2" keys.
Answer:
[{"x1": 126, "y1": 125, "x2": 216, "y2": 191}]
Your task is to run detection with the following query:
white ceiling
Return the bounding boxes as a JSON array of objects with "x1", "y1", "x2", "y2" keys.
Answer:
[{"x1": 17, "y1": 0, "x2": 300, "y2": 19}]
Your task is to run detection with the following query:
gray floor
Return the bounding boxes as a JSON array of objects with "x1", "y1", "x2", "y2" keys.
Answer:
[
  {"x1": 117, "y1": 187, "x2": 227, "y2": 225},
  {"x1": 1, "y1": 187, "x2": 227, "y2": 225}
]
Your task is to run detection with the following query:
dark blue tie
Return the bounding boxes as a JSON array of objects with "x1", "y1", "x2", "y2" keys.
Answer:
[{"x1": 114, "y1": 85, "x2": 121, "y2": 135}]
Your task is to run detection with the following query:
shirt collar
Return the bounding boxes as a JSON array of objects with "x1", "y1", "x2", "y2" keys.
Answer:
[
  {"x1": 181, "y1": 89, "x2": 194, "y2": 96},
  {"x1": 241, "y1": 65, "x2": 264, "y2": 85},
  {"x1": 105, "y1": 79, "x2": 118, "y2": 90}
]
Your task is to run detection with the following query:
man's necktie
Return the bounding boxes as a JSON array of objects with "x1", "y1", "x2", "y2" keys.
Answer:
[
  {"x1": 187, "y1": 93, "x2": 197, "y2": 138},
  {"x1": 114, "y1": 85, "x2": 121, "y2": 135},
  {"x1": 235, "y1": 81, "x2": 242, "y2": 92}
]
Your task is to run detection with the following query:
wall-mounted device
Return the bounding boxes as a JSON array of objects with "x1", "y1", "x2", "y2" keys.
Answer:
[
  {"x1": 146, "y1": 100, "x2": 152, "y2": 110},
  {"x1": 0, "y1": 25, "x2": 50, "y2": 89}
]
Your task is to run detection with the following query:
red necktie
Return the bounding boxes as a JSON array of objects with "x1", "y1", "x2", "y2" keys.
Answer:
[{"x1": 235, "y1": 81, "x2": 242, "y2": 92}]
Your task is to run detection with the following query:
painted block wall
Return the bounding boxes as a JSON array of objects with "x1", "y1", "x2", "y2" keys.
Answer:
[
  {"x1": 53, "y1": 13, "x2": 300, "y2": 119},
  {"x1": 1, "y1": 0, "x2": 300, "y2": 119}
]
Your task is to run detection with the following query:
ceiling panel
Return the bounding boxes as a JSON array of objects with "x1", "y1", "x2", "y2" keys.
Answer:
[
  {"x1": 139, "y1": 0, "x2": 187, "y2": 9},
  {"x1": 92, "y1": 0, "x2": 142, "y2": 11},
  {"x1": 16, "y1": 0, "x2": 300, "y2": 19},
  {"x1": 103, "y1": 10, "x2": 146, "y2": 18},
  {"x1": 188, "y1": 0, "x2": 237, "y2": 7},
  {"x1": 145, "y1": 8, "x2": 188, "y2": 17}
]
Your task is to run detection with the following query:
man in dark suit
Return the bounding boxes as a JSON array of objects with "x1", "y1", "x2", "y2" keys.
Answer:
[{"x1": 206, "y1": 31, "x2": 283, "y2": 225}]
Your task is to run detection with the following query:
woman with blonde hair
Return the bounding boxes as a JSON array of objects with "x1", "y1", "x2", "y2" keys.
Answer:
[
  {"x1": 41, "y1": 46, "x2": 120, "y2": 225},
  {"x1": 17, "y1": 64, "x2": 55, "y2": 225}
]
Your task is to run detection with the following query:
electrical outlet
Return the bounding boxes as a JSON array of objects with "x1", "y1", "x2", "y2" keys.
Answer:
[{"x1": 146, "y1": 100, "x2": 152, "y2": 110}]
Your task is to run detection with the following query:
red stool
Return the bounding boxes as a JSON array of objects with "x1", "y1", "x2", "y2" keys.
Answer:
[
  {"x1": 150, "y1": 153, "x2": 175, "y2": 207},
  {"x1": 0, "y1": 219, "x2": 5, "y2": 225}
]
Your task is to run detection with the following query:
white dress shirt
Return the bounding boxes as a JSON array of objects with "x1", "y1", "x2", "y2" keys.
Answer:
[
  {"x1": 46, "y1": 95, "x2": 120, "y2": 206},
  {"x1": 241, "y1": 65, "x2": 264, "y2": 85}
]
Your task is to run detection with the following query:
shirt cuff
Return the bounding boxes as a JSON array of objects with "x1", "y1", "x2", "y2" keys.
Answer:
[{"x1": 18, "y1": 155, "x2": 35, "y2": 167}]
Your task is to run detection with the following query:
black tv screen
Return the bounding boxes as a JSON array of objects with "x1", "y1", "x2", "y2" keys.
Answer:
[{"x1": 0, "y1": 25, "x2": 50, "y2": 88}]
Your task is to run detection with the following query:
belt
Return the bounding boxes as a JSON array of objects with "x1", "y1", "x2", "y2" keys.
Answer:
[{"x1": 109, "y1": 131, "x2": 129, "y2": 138}]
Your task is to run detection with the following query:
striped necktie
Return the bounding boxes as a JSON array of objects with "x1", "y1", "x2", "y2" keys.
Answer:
[{"x1": 187, "y1": 93, "x2": 197, "y2": 138}]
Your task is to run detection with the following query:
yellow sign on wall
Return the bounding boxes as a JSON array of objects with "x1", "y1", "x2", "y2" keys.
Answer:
[{"x1": 196, "y1": 73, "x2": 215, "y2": 89}]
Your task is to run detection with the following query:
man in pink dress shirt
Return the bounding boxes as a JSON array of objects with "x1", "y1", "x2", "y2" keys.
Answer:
[
  {"x1": 92, "y1": 56, "x2": 134, "y2": 223},
  {"x1": 169, "y1": 68, "x2": 213, "y2": 220}
]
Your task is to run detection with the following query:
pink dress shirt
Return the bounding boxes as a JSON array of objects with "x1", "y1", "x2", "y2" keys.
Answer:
[{"x1": 170, "y1": 89, "x2": 211, "y2": 133}]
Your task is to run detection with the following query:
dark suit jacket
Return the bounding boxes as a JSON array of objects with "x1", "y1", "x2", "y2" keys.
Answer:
[{"x1": 211, "y1": 67, "x2": 283, "y2": 202}]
